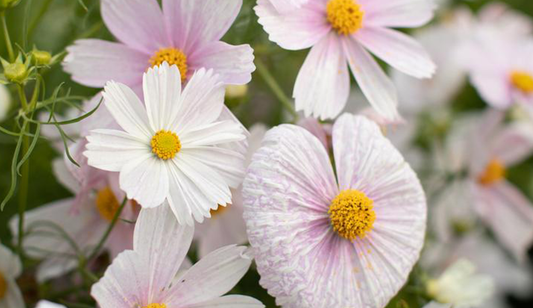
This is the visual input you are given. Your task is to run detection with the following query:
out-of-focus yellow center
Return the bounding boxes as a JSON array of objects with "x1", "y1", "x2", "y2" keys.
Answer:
[
  {"x1": 478, "y1": 158, "x2": 506, "y2": 186},
  {"x1": 0, "y1": 272, "x2": 7, "y2": 299},
  {"x1": 326, "y1": 0, "x2": 364, "y2": 35},
  {"x1": 96, "y1": 187, "x2": 120, "y2": 222},
  {"x1": 149, "y1": 48, "x2": 188, "y2": 82},
  {"x1": 151, "y1": 130, "x2": 181, "y2": 160},
  {"x1": 510, "y1": 71, "x2": 533, "y2": 93},
  {"x1": 210, "y1": 204, "x2": 229, "y2": 218},
  {"x1": 142, "y1": 304, "x2": 167, "y2": 308},
  {"x1": 328, "y1": 189, "x2": 376, "y2": 241}
]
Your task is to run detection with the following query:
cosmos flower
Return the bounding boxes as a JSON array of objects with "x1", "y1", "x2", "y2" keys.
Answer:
[
  {"x1": 84, "y1": 63, "x2": 247, "y2": 225},
  {"x1": 35, "y1": 301, "x2": 66, "y2": 308},
  {"x1": 434, "y1": 110, "x2": 533, "y2": 262},
  {"x1": 194, "y1": 124, "x2": 267, "y2": 258},
  {"x1": 64, "y1": 0, "x2": 255, "y2": 94},
  {"x1": 9, "y1": 158, "x2": 136, "y2": 282},
  {"x1": 0, "y1": 84, "x2": 11, "y2": 122},
  {"x1": 269, "y1": 0, "x2": 309, "y2": 13},
  {"x1": 243, "y1": 114, "x2": 426, "y2": 307},
  {"x1": 255, "y1": 0, "x2": 436, "y2": 120},
  {"x1": 426, "y1": 259, "x2": 494, "y2": 307},
  {"x1": 91, "y1": 204, "x2": 264, "y2": 308},
  {"x1": 0, "y1": 244, "x2": 23, "y2": 308}
]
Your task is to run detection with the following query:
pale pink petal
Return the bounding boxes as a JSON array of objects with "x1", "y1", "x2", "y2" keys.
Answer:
[
  {"x1": 143, "y1": 63, "x2": 182, "y2": 131},
  {"x1": 343, "y1": 38, "x2": 400, "y2": 121},
  {"x1": 189, "y1": 41, "x2": 255, "y2": 85},
  {"x1": 356, "y1": 27, "x2": 436, "y2": 78},
  {"x1": 470, "y1": 73, "x2": 512, "y2": 109},
  {"x1": 185, "y1": 295, "x2": 264, "y2": 308},
  {"x1": 1, "y1": 278, "x2": 25, "y2": 308},
  {"x1": 0, "y1": 245, "x2": 21, "y2": 278},
  {"x1": 133, "y1": 205, "x2": 194, "y2": 301},
  {"x1": 101, "y1": 0, "x2": 167, "y2": 54},
  {"x1": 102, "y1": 81, "x2": 153, "y2": 139},
  {"x1": 254, "y1": 0, "x2": 330, "y2": 50},
  {"x1": 360, "y1": 0, "x2": 435, "y2": 28},
  {"x1": 165, "y1": 246, "x2": 252, "y2": 306},
  {"x1": 119, "y1": 155, "x2": 169, "y2": 208},
  {"x1": 269, "y1": 0, "x2": 309, "y2": 14},
  {"x1": 490, "y1": 122, "x2": 533, "y2": 166},
  {"x1": 162, "y1": 0, "x2": 242, "y2": 53},
  {"x1": 63, "y1": 39, "x2": 147, "y2": 88},
  {"x1": 85, "y1": 129, "x2": 150, "y2": 172},
  {"x1": 297, "y1": 117, "x2": 330, "y2": 150},
  {"x1": 52, "y1": 158, "x2": 80, "y2": 194},
  {"x1": 294, "y1": 33, "x2": 350, "y2": 120},
  {"x1": 473, "y1": 182, "x2": 533, "y2": 262}
]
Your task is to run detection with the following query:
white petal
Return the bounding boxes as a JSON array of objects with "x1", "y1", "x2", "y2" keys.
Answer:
[
  {"x1": 185, "y1": 295, "x2": 264, "y2": 308},
  {"x1": 360, "y1": 0, "x2": 435, "y2": 28},
  {"x1": 180, "y1": 121, "x2": 246, "y2": 147},
  {"x1": 0, "y1": 278, "x2": 25, "y2": 308},
  {"x1": 0, "y1": 245, "x2": 21, "y2": 278}
]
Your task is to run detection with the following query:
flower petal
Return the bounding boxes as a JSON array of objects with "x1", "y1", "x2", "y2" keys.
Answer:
[
  {"x1": 356, "y1": 27, "x2": 436, "y2": 78},
  {"x1": 180, "y1": 121, "x2": 246, "y2": 147},
  {"x1": 254, "y1": 0, "x2": 330, "y2": 50},
  {"x1": 360, "y1": 0, "x2": 435, "y2": 28},
  {"x1": 190, "y1": 41, "x2": 255, "y2": 85},
  {"x1": 63, "y1": 39, "x2": 147, "y2": 88},
  {"x1": 101, "y1": 0, "x2": 167, "y2": 54},
  {"x1": 1, "y1": 278, "x2": 25, "y2": 308},
  {"x1": 185, "y1": 295, "x2": 264, "y2": 308},
  {"x1": 343, "y1": 38, "x2": 400, "y2": 121},
  {"x1": 294, "y1": 33, "x2": 350, "y2": 120},
  {"x1": 165, "y1": 246, "x2": 253, "y2": 306}
]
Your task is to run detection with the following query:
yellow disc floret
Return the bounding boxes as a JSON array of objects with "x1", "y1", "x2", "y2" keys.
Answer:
[
  {"x1": 478, "y1": 158, "x2": 506, "y2": 186},
  {"x1": 149, "y1": 48, "x2": 188, "y2": 82},
  {"x1": 210, "y1": 204, "x2": 229, "y2": 218},
  {"x1": 0, "y1": 272, "x2": 7, "y2": 299},
  {"x1": 151, "y1": 130, "x2": 181, "y2": 160},
  {"x1": 96, "y1": 187, "x2": 120, "y2": 222},
  {"x1": 510, "y1": 71, "x2": 533, "y2": 93},
  {"x1": 326, "y1": 0, "x2": 364, "y2": 35},
  {"x1": 328, "y1": 189, "x2": 376, "y2": 241},
  {"x1": 143, "y1": 304, "x2": 167, "y2": 308}
]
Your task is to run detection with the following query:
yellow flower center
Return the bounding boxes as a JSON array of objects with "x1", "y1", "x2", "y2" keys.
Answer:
[
  {"x1": 151, "y1": 130, "x2": 181, "y2": 160},
  {"x1": 96, "y1": 187, "x2": 120, "y2": 222},
  {"x1": 326, "y1": 0, "x2": 364, "y2": 35},
  {"x1": 478, "y1": 158, "x2": 506, "y2": 186},
  {"x1": 149, "y1": 48, "x2": 188, "y2": 82},
  {"x1": 510, "y1": 71, "x2": 533, "y2": 93},
  {"x1": 328, "y1": 189, "x2": 376, "y2": 241},
  {"x1": 143, "y1": 304, "x2": 167, "y2": 308},
  {"x1": 210, "y1": 204, "x2": 229, "y2": 218},
  {"x1": 0, "y1": 272, "x2": 7, "y2": 300}
]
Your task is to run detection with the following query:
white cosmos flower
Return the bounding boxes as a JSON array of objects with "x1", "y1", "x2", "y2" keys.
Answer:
[
  {"x1": 0, "y1": 84, "x2": 11, "y2": 122},
  {"x1": 0, "y1": 244, "x2": 23, "y2": 308},
  {"x1": 84, "y1": 62, "x2": 247, "y2": 225},
  {"x1": 35, "y1": 301, "x2": 66, "y2": 308}
]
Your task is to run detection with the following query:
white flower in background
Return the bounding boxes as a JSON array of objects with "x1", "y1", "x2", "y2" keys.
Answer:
[
  {"x1": 35, "y1": 301, "x2": 66, "y2": 308},
  {"x1": 91, "y1": 205, "x2": 263, "y2": 308},
  {"x1": 423, "y1": 302, "x2": 452, "y2": 308},
  {"x1": 194, "y1": 124, "x2": 267, "y2": 257},
  {"x1": 84, "y1": 63, "x2": 247, "y2": 225},
  {"x1": 426, "y1": 259, "x2": 494, "y2": 307},
  {"x1": 0, "y1": 244, "x2": 24, "y2": 308},
  {"x1": 0, "y1": 84, "x2": 10, "y2": 122}
]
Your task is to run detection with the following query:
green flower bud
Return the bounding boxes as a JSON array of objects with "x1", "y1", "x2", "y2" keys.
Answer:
[
  {"x1": 4, "y1": 62, "x2": 27, "y2": 84},
  {"x1": 32, "y1": 50, "x2": 52, "y2": 66}
]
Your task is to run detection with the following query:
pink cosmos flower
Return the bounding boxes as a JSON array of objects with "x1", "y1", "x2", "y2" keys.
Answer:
[
  {"x1": 194, "y1": 124, "x2": 267, "y2": 258},
  {"x1": 91, "y1": 204, "x2": 263, "y2": 308},
  {"x1": 9, "y1": 158, "x2": 137, "y2": 282},
  {"x1": 434, "y1": 110, "x2": 533, "y2": 262},
  {"x1": 270, "y1": 0, "x2": 309, "y2": 13},
  {"x1": 243, "y1": 114, "x2": 427, "y2": 307},
  {"x1": 255, "y1": 0, "x2": 436, "y2": 120},
  {"x1": 64, "y1": 0, "x2": 255, "y2": 94}
]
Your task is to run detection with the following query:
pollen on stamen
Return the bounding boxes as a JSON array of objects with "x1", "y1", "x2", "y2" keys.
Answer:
[
  {"x1": 0, "y1": 272, "x2": 7, "y2": 300},
  {"x1": 510, "y1": 70, "x2": 533, "y2": 94},
  {"x1": 151, "y1": 130, "x2": 181, "y2": 160},
  {"x1": 149, "y1": 47, "x2": 188, "y2": 82},
  {"x1": 328, "y1": 189, "x2": 376, "y2": 241},
  {"x1": 326, "y1": 0, "x2": 364, "y2": 36},
  {"x1": 478, "y1": 158, "x2": 506, "y2": 186},
  {"x1": 142, "y1": 304, "x2": 167, "y2": 308},
  {"x1": 95, "y1": 187, "x2": 120, "y2": 222}
]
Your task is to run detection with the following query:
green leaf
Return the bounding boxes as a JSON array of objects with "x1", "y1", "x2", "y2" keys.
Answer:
[
  {"x1": 16, "y1": 123, "x2": 40, "y2": 175},
  {"x1": 1, "y1": 121, "x2": 27, "y2": 211}
]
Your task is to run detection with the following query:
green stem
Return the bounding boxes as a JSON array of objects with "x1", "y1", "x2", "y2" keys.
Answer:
[
  {"x1": 17, "y1": 85, "x2": 28, "y2": 110},
  {"x1": 0, "y1": 12, "x2": 14, "y2": 61},
  {"x1": 255, "y1": 58, "x2": 299, "y2": 121},
  {"x1": 17, "y1": 131, "x2": 29, "y2": 258},
  {"x1": 87, "y1": 197, "x2": 127, "y2": 260}
]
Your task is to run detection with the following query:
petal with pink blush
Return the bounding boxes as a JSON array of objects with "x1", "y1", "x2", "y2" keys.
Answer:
[
  {"x1": 343, "y1": 38, "x2": 400, "y2": 121},
  {"x1": 190, "y1": 41, "x2": 255, "y2": 85},
  {"x1": 162, "y1": 0, "x2": 242, "y2": 52},
  {"x1": 360, "y1": 0, "x2": 435, "y2": 28},
  {"x1": 490, "y1": 122, "x2": 533, "y2": 167},
  {"x1": 294, "y1": 33, "x2": 350, "y2": 120},
  {"x1": 254, "y1": 0, "x2": 330, "y2": 50},
  {"x1": 356, "y1": 27, "x2": 436, "y2": 78},
  {"x1": 101, "y1": 0, "x2": 167, "y2": 54},
  {"x1": 470, "y1": 73, "x2": 512, "y2": 109},
  {"x1": 184, "y1": 295, "x2": 264, "y2": 308},
  {"x1": 63, "y1": 39, "x2": 147, "y2": 88},
  {"x1": 165, "y1": 246, "x2": 253, "y2": 306}
]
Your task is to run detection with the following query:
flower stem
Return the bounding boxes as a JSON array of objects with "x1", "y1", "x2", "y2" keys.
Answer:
[
  {"x1": 255, "y1": 58, "x2": 299, "y2": 121},
  {"x1": 0, "y1": 12, "x2": 14, "y2": 61},
  {"x1": 17, "y1": 131, "x2": 29, "y2": 258},
  {"x1": 87, "y1": 197, "x2": 127, "y2": 261}
]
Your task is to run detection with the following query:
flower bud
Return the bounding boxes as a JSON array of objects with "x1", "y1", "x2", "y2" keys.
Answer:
[
  {"x1": 4, "y1": 62, "x2": 27, "y2": 84},
  {"x1": 32, "y1": 50, "x2": 52, "y2": 66}
]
